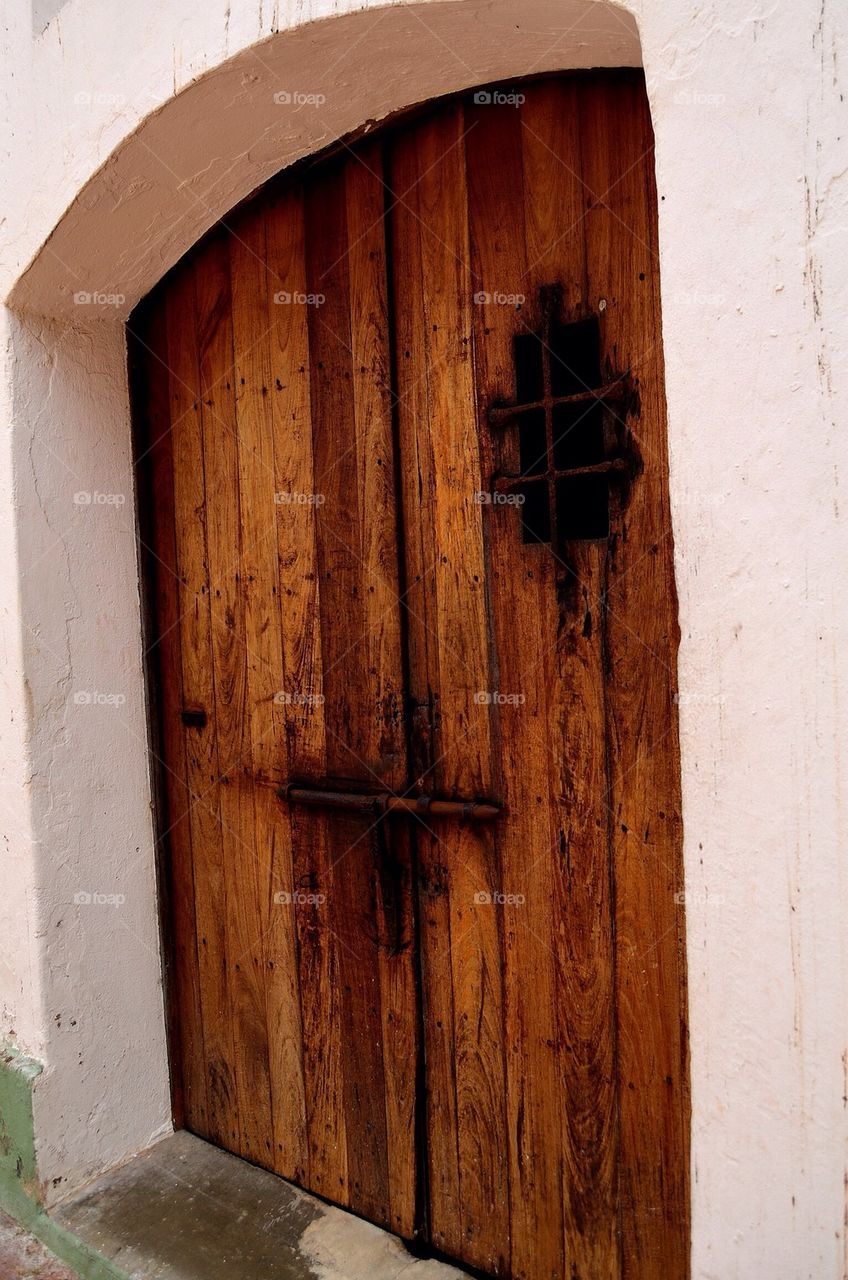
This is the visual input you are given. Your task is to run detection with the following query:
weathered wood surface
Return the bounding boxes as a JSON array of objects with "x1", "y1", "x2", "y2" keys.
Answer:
[{"x1": 133, "y1": 69, "x2": 689, "y2": 1280}]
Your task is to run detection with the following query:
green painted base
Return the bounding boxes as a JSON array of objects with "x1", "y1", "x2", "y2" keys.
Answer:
[{"x1": 0, "y1": 1044, "x2": 129, "y2": 1280}]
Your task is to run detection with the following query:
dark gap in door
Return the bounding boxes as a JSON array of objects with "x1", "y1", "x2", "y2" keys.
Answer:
[{"x1": 381, "y1": 134, "x2": 431, "y2": 1250}]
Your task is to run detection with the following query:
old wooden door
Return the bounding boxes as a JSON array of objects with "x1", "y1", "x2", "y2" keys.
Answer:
[{"x1": 133, "y1": 70, "x2": 689, "y2": 1280}]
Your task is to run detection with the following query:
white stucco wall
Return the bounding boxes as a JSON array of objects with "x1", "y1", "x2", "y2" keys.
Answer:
[{"x1": 0, "y1": 0, "x2": 845, "y2": 1275}]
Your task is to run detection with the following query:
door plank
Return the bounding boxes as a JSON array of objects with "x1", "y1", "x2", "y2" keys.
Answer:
[
  {"x1": 193, "y1": 233, "x2": 274, "y2": 1167},
  {"x1": 228, "y1": 200, "x2": 310, "y2": 1183},
  {"x1": 391, "y1": 106, "x2": 509, "y2": 1275},
  {"x1": 133, "y1": 299, "x2": 209, "y2": 1138},
  {"x1": 387, "y1": 128, "x2": 463, "y2": 1249},
  {"x1": 345, "y1": 146, "x2": 418, "y2": 1238},
  {"x1": 580, "y1": 71, "x2": 690, "y2": 1279},
  {"x1": 304, "y1": 157, "x2": 378, "y2": 1220},
  {"x1": 265, "y1": 170, "x2": 349, "y2": 1209},
  {"x1": 298, "y1": 151, "x2": 415, "y2": 1230},
  {"x1": 263, "y1": 182, "x2": 317, "y2": 1187},
  {"x1": 462, "y1": 81, "x2": 622, "y2": 1280},
  {"x1": 465, "y1": 94, "x2": 570, "y2": 1280},
  {"x1": 164, "y1": 262, "x2": 241, "y2": 1151},
  {"x1": 521, "y1": 80, "x2": 621, "y2": 1278}
]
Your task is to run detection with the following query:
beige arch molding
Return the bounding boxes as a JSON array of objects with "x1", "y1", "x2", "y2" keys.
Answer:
[{"x1": 10, "y1": 0, "x2": 639, "y2": 320}]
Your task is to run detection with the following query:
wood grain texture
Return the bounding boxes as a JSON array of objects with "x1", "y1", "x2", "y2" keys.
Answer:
[
  {"x1": 517, "y1": 79, "x2": 620, "y2": 1280},
  {"x1": 194, "y1": 231, "x2": 275, "y2": 1168},
  {"x1": 387, "y1": 125, "x2": 464, "y2": 1251},
  {"x1": 164, "y1": 260, "x2": 241, "y2": 1152},
  {"x1": 263, "y1": 183, "x2": 313, "y2": 1187},
  {"x1": 388, "y1": 74, "x2": 685, "y2": 1278},
  {"x1": 391, "y1": 105, "x2": 510, "y2": 1275},
  {"x1": 580, "y1": 71, "x2": 690, "y2": 1278},
  {"x1": 135, "y1": 69, "x2": 688, "y2": 1280},
  {"x1": 228, "y1": 199, "x2": 308, "y2": 1183},
  {"x1": 139, "y1": 152, "x2": 418, "y2": 1234},
  {"x1": 345, "y1": 146, "x2": 419, "y2": 1236},
  {"x1": 464, "y1": 88, "x2": 608, "y2": 1280},
  {"x1": 305, "y1": 155, "x2": 380, "y2": 1221}
]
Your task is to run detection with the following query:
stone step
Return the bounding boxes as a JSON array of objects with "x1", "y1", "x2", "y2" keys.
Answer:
[{"x1": 54, "y1": 1131, "x2": 471, "y2": 1280}]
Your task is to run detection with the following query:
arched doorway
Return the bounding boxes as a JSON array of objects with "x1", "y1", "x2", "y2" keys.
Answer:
[{"x1": 132, "y1": 69, "x2": 689, "y2": 1279}]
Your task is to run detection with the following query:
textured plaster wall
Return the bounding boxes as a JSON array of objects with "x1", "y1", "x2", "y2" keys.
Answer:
[{"x1": 0, "y1": 0, "x2": 846, "y2": 1276}]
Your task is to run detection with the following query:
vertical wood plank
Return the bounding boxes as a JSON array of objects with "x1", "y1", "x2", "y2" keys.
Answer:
[
  {"x1": 346, "y1": 145, "x2": 418, "y2": 1239},
  {"x1": 391, "y1": 106, "x2": 509, "y2": 1274},
  {"x1": 388, "y1": 128, "x2": 463, "y2": 1248},
  {"x1": 133, "y1": 300, "x2": 209, "y2": 1137},
  {"x1": 299, "y1": 158, "x2": 358, "y2": 1214},
  {"x1": 520, "y1": 79, "x2": 621, "y2": 1280},
  {"x1": 164, "y1": 262, "x2": 240, "y2": 1152},
  {"x1": 229, "y1": 200, "x2": 310, "y2": 1181},
  {"x1": 264, "y1": 182, "x2": 315, "y2": 1186},
  {"x1": 297, "y1": 149, "x2": 416, "y2": 1230},
  {"x1": 265, "y1": 234, "x2": 334, "y2": 1199},
  {"x1": 580, "y1": 70, "x2": 690, "y2": 1279},
  {"x1": 194, "y1": 233, "x2": 273, "y2": 1166},
  {"x1": 465, "y1": 93, "x2": 569, "y2": 1280}
]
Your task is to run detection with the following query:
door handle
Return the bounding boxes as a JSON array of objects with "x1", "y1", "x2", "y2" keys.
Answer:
[{"x1": 278, "y1": 784, "x2": 500, "y2": 821}]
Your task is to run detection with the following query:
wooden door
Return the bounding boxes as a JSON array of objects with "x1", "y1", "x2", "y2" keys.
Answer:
[{"x1": 132, "y1": 70, "x2": 689, "y2": 1280}]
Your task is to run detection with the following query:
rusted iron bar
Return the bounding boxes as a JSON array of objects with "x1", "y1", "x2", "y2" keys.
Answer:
[
  {"x1": 278, "y1": 784, "x2": 500, "y2": 821},
  {"x1": 488, "y1": 377, "x2": 628, "y2": 426},
  {"x1": 492, "y1": 456, "x2": 629, "y2": 491}
]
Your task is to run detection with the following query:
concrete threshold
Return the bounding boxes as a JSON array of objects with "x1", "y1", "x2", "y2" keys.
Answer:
[{"x1": 53, "y1": 1131, "x2": 471, "y2": 1280}]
